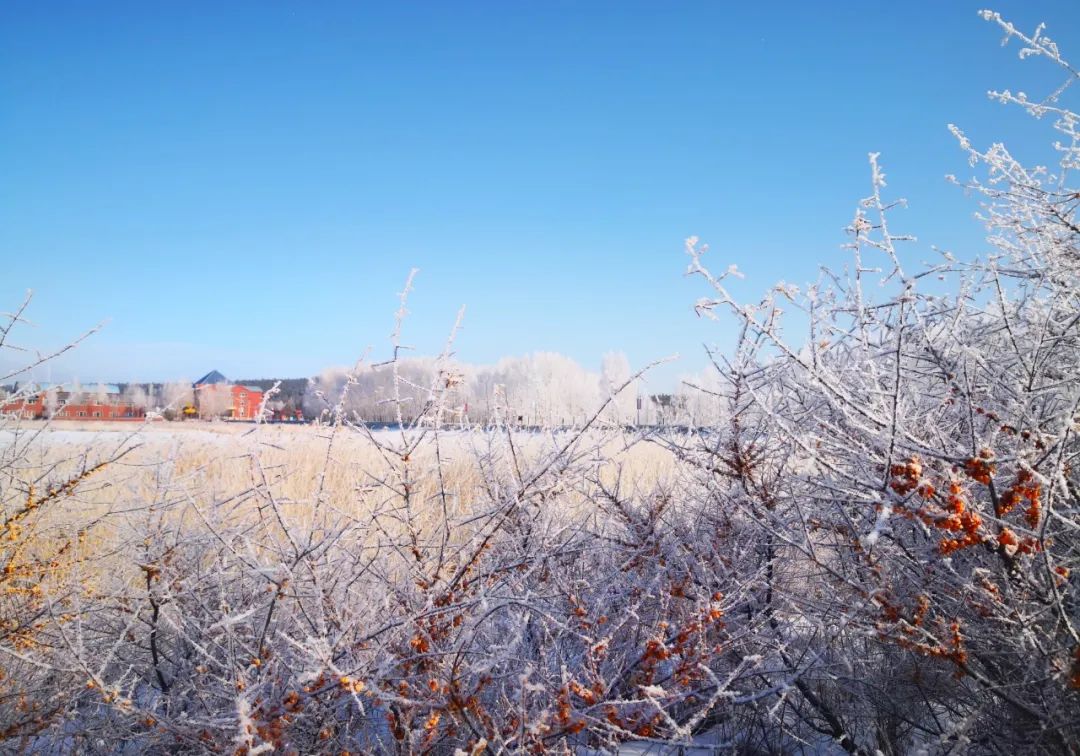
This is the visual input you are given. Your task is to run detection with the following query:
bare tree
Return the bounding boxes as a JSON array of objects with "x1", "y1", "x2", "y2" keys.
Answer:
[{"x1": 195, "y1": 383, "x2": 232, "y2": 420}]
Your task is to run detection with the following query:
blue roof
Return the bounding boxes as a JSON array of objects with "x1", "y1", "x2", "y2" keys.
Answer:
[{"x1": 194, "y1": 370, "x2": 229, "y2": 386}]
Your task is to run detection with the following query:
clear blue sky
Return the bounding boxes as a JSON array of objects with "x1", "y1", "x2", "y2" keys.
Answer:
[{"x1": 2, "y1": 1, "x2": 1077, "y2": 389}]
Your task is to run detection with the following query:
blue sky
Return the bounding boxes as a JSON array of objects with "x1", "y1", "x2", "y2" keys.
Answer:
[{"x1": 2, "y1": 1, "x2": 1078, "y2": 389}]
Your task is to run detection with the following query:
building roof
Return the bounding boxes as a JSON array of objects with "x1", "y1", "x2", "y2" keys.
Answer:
[
  {"x1": 12, "y1": 381, "x2": 122, "y2": 395},
  {"x1": 85, "y1": 383, "x2": 122, "y2": 395},
  {"x1": 194, "y1": 370, "x2": 229, "y2": 386},
  {"x1": 13, "y1": 381, "x2": 57, "y2": 393}
]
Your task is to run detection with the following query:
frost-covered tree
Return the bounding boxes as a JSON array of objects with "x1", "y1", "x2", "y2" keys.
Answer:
[
  {"x1": 195, "y1": 383, "x2": 232, "y2": 419},
  {"x1": 671, "y1": 12, "x2": 1080, "y2": 750},
  {"x1": 122, "y1": 383, "x2": 150, "y2": 409},
  {"x1": 305, "y1": 351, "x2": 607, "y2": 427},
  {"x1": 600, "y1": 351, "x2": 635, "y2": 424},
  {"x1": 160, "y1": 380, "x2": 193, "y2": 414}
]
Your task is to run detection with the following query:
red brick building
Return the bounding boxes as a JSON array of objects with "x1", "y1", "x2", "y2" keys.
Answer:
[
  {"x1": 0, "y1": 383, "x2": 145, "y2": 421},
  {"x1": 193, "y1": 370, "x2": 264, "y2": 420}
]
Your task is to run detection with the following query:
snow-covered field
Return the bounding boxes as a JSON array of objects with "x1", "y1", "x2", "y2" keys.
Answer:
[{"x1": 0, "y1": 419, "x2": 483, "y2": 454}]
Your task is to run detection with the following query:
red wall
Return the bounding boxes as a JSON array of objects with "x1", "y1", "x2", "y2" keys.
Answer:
[
  {"x1": 53, "y1": 403, "x2": 145, "y2": 420},
  {"x1": 0, "y1": 396, "x2": 44, "y2": 418},
  {"x1": 1, "y1": 397, "x2": 145, "y2": 420},
  {"x1": 230, "y1": 385, "x2": 263, "y2": 420},
  {"x1": 193, "y1": 383, "x2": 264, "y2": 420}
]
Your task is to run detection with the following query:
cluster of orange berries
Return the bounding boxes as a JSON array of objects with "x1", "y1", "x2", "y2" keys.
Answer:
[
  {"x1": 337, "y1": 676, "x2": 366, "y2": 694},
  {"x1": 997, "y1": 527, "x2": 1039, "y2": 556},
  {"x1": 963, "y1": 450, "x2": 996, "y2": 486},
  {"x1": 973, "y1": 406, "x2": 999, "y2": 420},
  {"x1": 912, "y1": 594, "x2": 930, "y2": 626},
  {"x1": 244, "y1": 692, "x2": 303, "y2": 750},
  {"x1": 876, "y1": 593, "x2": 928, "y2": 629},
  {"x1": 998, "y1": 468, "x2": 1043, "y2": 528},
  {"x1": 385, "y1": 699, "x2": 452, "y2": 747},
  {"x1": 567, "y1": 679, "x2": 601, "y2": 706},
  {"x1": 889, "y1": 457, "x2": 924, "y2": 496},
  {"x1": 932, "y1": 480, "x2": 983, "y2": 556},
  {"x1": 887, "y1": 455, "x2": 1046, "y2": 560},
  {"x1": 1000, "y1": 423, "x2": 1046, "y2": 449},
  {"x1": 886, "y1": 456, "x2": 937, "y2": 504},
  {"x1": 947, "y1": 620, "x2": 969, "y2": 667},
  {"x1": 551, "y1": 682, "x2": 593, "y2": 735},
  {"x1": 603, "y1": 706, "x2": 664, "y2": 738},
  {"x1": 634, "y1": 594, "x2": 726, "y2": 692},
  {"x1": 889, "y1": 618, "x2": 968, "y2": 671}
]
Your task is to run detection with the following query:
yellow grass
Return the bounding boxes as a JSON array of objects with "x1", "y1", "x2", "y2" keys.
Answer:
[{"x1": 2, "y1": 419, "x2": 678, "y2": 590}]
